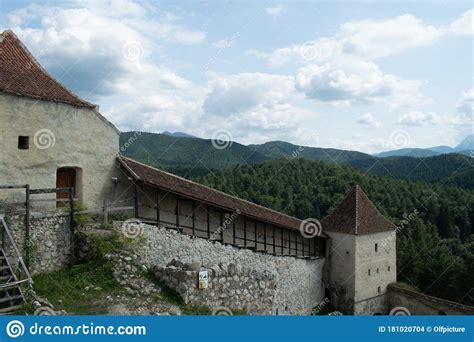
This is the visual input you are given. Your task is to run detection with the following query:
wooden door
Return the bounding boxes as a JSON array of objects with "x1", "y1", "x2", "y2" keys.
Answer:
[{"x1": 56, "y1": 168, "x2": 76, "y2": 207}]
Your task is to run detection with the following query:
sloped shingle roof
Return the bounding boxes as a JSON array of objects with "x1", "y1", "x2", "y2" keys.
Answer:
[
  {"x1": 118, "y1": 155, "x2": 328, "y2": 237},
  {"x1": 0, "y1": 30, "x2": 96, "y2": 108},
  {"x1": 321, "y1": 184, "x2": 396, "y2": 235}
]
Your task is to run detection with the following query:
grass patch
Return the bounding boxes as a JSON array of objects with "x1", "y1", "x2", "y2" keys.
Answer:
[
  {"x1": 32, "y1": 233, "x2": 124, "y2": 314},
  {"x1": 143, "y1": 270, "x2": 184, "y2": 306}
]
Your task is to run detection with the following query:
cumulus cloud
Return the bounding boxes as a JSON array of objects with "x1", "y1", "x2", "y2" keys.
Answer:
[
  {"x1": 450, "y1": 9, "x2": 474, "y2": 35},
  {"x1": 456, "y1": 89, "x2": 474, "y2": 117},
  {"x1": 357, "y1": 113, "x2": 381, "y2": 128},
  {"x1": 266, "y1": 5, "x2": 283, "y2": 17},
  {"x1": 397, "y1": 111, "x2": 440, "y2": 126},
  {"x1": 294, "y1": 61, "x2": 425, "y2": 107}
]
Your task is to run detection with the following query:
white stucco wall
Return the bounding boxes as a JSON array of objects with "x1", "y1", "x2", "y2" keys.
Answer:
[
  {"x1": 354, "y1": 230, "x2": 396, "y2": 314},
  {"x1": 0, "y1": 93, "x2": 119, "y2": 209},
  {"x1": 325, "y1": 231, "x2": 356, "y2": 312}
]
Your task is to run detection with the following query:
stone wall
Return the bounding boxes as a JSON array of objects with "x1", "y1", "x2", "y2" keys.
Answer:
[
  {"x1": 117, "y1": 222, "x2": 326, "y2": 315},
  {"x1": 6, "y1": 212, "x2": 72, "y2": 274},
  {"x1": 153, "y1": 259, "x2": 276, "y2": 315},
  {"x1": 388, "y1": 285, "x2": 474, "y2": 316}
]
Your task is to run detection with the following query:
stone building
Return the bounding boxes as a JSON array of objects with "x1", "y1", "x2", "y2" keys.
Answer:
[
  {"x1": 322, "y1": 185, "x2": 397, "y2": 315},
  {"x1": 0, "y1": 30, "x2": 119, "y2": 209}
]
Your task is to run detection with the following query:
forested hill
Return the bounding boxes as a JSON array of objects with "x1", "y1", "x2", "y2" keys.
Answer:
[
  {"x1": 120, "y1": 132, "x2": 474, "y2": 189},
  {"x1": 194, "y1": 158, "x2": 474, "y2": 305}
]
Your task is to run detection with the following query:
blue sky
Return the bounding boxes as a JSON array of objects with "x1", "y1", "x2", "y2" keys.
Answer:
[{"x1": 0, "y1": 0, "x2": 472, "y2": 153}]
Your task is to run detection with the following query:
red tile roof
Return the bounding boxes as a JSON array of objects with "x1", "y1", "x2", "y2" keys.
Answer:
[
  {"x1": 118, "y1": 155, "x2": 328, "y2": 237},
  {"x1": 0, "y1": 30, "x2": 96, "y2": 108},
  {"x1": 321, "y1": 185, "x2": 396, "y2": 235}
]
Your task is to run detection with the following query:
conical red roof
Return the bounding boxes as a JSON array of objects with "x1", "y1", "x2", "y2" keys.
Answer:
[
  {"x1": 321, "y1": 185, "x2": 396, "y2": 235},
  {"x1": 0, "y1": 30, "x2": 95, "y2": 108}
]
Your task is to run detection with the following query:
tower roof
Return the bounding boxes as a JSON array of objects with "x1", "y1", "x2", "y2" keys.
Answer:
[
  {"x1": 0, "y1": 30, "x2": 96, "y2": 108},
  {"x1": 321, "y1": 184, "x2": 396, "y2": 235}
]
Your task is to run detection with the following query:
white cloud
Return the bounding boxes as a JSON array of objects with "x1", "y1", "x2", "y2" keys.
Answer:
[
  {"x1": 357, "y1": 112, "x2": 381, "y2": 128},
  {"x1": 450, "y1": 9, "x2": 474, "y2": 35},
  {"x1": 397, "y1": 111, "x2": 440, "y2": 126},
  {"x1": 266, "y1": 5, "x2": 283, "y2": 17},
  {"x1": 213, "y1": 37, "x2": 237, "y2": 49},
  {"x1": 202, "y1": 73, "x2": 318, "y2": 144},
  {"x1": 294, "y1": 60, "x2": 426, "y2": 107},
  {"x1": 456, "y1": 88, "x2": 474, "y2": 117}
]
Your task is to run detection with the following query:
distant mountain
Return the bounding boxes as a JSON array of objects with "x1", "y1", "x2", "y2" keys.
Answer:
[
  {"x1": 119, "y1": 131, "x2": 474, "y2": 189},
  {"x1": 162, "y1": 131, "x2": 197, "y2": 138},
  {"x1": 375, "y1": 134, "x2": 473, "y2": 158},
  {"x1": 456, "y1": 134, "x2": 474, "y2": 152},
  {"x1": 375, "y1": 148, "x2": 440, "y2": 158}
]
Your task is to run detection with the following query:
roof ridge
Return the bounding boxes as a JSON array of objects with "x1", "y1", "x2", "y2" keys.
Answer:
[
  {"x1": 0, "y1": 30, "x2": 97, "y2": 108},
  {"x1": 117, "y1": 155, "x2": 305, "y2": 224}
]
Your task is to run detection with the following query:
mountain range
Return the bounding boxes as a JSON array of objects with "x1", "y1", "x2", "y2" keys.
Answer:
[
  {"x1": 120, "y1": 131, "x2": 474, "y2": 189},
  {"x1": 374, "y1": 134, "x2": 473, "y2": 158}
]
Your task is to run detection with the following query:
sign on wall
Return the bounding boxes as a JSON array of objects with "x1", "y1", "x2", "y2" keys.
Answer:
[{"x1": 198, "y1": 271, "x2": 208, "y2": 289}]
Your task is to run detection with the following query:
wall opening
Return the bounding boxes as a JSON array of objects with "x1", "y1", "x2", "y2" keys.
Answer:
[{"x1": 18, "y1": 136, "x2": 29, "y2": 150}]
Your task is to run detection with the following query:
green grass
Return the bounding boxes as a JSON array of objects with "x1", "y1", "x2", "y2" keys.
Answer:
[
  {"x1": 143, "y1": 270, "x2": 184, "y2": 306},
  {"x1": 32, "y1": 233, "x2": 124, "y2": 314}
]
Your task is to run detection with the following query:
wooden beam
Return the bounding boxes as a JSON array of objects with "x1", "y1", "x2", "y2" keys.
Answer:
[
  {"x1": 156, "y1": 191, "x2": 161, "y2": 224},
  {"x1": 232, "y1": 217, "x2": 236, "y2": 245},
  {"x1": 264, "y1": 223, "x2": 267, "y2": 252},
  {"x1": 24, "y1": 184, "x2": 30, "y2": 267},
  {"x1": 134, "y1": 183, "x2": 139, "y2": 218},
  {"x1": 192, "y1": 200, "x2": 195, "y2": 236},
  {"x1": 272, "y1": 225, "x2": 276, "y2": 254},
  {"x1": 206, "y1": 204, "x2": 210, "y2": 239},
  {"x1": 175, "y1": 196, "x2": 180, "y2": 231},
  {"x1": 243, "y1": 216, "x2": 247, "y2": 247},
  {"x1": 220, "y1": 209, "x2": 224, "y2": 242},
  {"x1": 281, "y1": 227, "x2": 284, "y2": 255}
]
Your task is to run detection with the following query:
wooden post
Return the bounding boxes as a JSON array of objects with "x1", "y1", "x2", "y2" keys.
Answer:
[
  {"x1": 206, "y1": 204, "x2": 210, "y2": 239},
  {"x1": 24, "y1": 184, "x2": 30, "y2": 267},
  {"x1": 254, "y1": 221, "x2": 257, "y2": 249},
  {"x1": 134, "y1": 182, "x2": 139, "y2": 218},
  {"x1": 232, "y1": 219, "x2": 235, "y2": 245},
  {"x1": 192, "y1": 200, "x2": 195, "y2": 236},
  {"x1": 281, "y1": 227, "x2": 284, "y2": 255},
  {"x1": 156, "y1": 191, "x2": 161, "y2": 224},
  {"x1": 69, "y1": 187, "x2": 75, "y2": 265},
  {"x1": 219, "y1": 210, "x2": 224, "y2": 242},
  {"x1": 302, "y1": 235, "x2": 305, "y2": 257},
  {"x1": 263, "y1": 223, "x2": 267, "y2": 252},
  {"x1": 243, "y1": 216, "x2": 247, "y2": 247},
  {"x1": 272, "y1": 226, "x2": 276, "y2": 254},
  {"x1": 103, "y1": 198, "x2": 108, "y2": 228},
  {"x1": 175, "y1": 197, "x2": 180, "y2": 231}
]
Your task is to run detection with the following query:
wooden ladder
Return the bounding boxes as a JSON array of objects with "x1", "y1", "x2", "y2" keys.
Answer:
[{"x1": 0, "y1": 248, "x2": 25, "y2": 314}]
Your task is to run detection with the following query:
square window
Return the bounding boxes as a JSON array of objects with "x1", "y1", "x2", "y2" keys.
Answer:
[
  {"x1": 18, "y1": 136, "x2": 29, "y2": 150},
  {"x1": 375, "y1": 243, "x2": 378, "y2": 252}
]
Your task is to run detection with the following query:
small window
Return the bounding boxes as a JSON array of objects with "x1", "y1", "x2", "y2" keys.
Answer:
[
  {"x1": 368, "y1": 269, "x2": 371, "y2": 276},
  {"x1": 388, "y1": 266, "x2": 391, "y2": 272},
  {"x1": 375, "y1": 243, "x2": 378, "y2": 252},
  {"x1": 377, "y1": 286, "x2": 381, "y2": 293},
  {"x1": 376, "y1": 268, "x2": 379, "y2": 274},
  {"x1": 18, "y1": 136, "x2": 29, "y2": 150}
]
